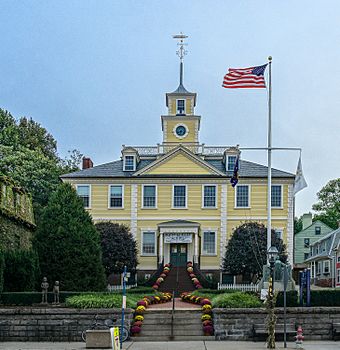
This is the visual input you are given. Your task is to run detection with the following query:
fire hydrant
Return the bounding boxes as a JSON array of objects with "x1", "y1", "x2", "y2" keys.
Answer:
[{"x1": 295, "y1": 325, "x2": 304, "y2": 348}]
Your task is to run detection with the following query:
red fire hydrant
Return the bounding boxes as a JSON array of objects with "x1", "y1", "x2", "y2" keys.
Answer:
[{"x1": 295, "y1": 325, "x2": 304, "y2": 348}]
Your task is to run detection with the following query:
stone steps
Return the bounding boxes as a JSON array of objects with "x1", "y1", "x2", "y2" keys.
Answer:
[
  {"x1": 139, "y1": 328, "x2": 206, "y2": 336},
  {"x1": 132, "y1": 335, "x2": 215, "y2": 342},
  {"x1": 133, "y1": 309, "x2": 209, "y2": 341}
]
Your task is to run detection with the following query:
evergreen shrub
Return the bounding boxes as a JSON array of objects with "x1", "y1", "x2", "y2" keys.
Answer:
[
  {"x1": 0, "y1": 291, "x2": 86, "y2": 305},
  {"x1": 275, "y1": 290, "x2": 298, "y2": 307},
  {"x1": 33, "y1": 183, "x2": 106, "y2": 291},
  {"x1": 211, "y1": 291, "x2": 262, "y2": 308},
  {"x1": 3, "y1": 250, "x2": 40, "y2": 291},
  {"x1": 65, "y1": 293, "x2": 141, "y2": 309},
  {"x1": 309, "y1": 290, "x2": 340, "y2": 306}
]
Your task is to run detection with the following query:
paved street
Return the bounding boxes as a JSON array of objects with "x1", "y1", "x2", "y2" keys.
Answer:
[{"x1": 0, "y1": 341, "x2": 339, "y2": 350}]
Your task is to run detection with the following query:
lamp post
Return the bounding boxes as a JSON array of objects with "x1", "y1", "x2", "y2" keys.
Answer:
[{"x1": 267, "y1": 246, "x2": 278, "y2": 349}]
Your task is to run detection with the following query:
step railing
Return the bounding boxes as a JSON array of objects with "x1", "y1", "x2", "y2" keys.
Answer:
[
  {"x1": 193, "y1": 263, "x2": 218, "y2": 289},
  {"x1": 217, "y1": 283, "x2": 260, "y2": 292},
  {"x1": 170, "y1": 290, "x2": 175, "y2": 340},
  {"x1": 138, "y1": 259, "x2": 164, "y2": 287}
]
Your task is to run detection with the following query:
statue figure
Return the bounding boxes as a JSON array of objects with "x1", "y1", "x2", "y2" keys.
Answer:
[
  {"x1": 53, "y1": 281, "x2": 60, "y2": 304},
  {"x1": 41, "y1": 277, "x2": 49, "y2": 304}
]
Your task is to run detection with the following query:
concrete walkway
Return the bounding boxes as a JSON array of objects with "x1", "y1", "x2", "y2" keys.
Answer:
[
  {"x1": 147, "y1": 298, "x2": 201, "y2": 310},
  {"x1": 0, "y1": 341, "x2": 339, "y2": 350}
]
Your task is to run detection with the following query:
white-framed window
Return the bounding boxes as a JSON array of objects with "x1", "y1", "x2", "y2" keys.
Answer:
[
  {"x1": 173, "y1": 185, "x2": 187, "y2": 208},
  {"x1": 109, "y1": 185, "x2": 124, "y2": 208},
  {"x1": 304, "y1": 253, "x2": 309, "y2": 260},
  {"x1": 123, "y1": 155, "x2": 136, "y2": 171},
  {"x1": 202, "y1": 231, "x2": 217, "y2": 255},
  {"x1": 235, "y1": 185, "x2": 250, "y2": 208},
  {"x1": 141, "y1": 231, "x2": 156, "y2": 256},
  {"x1": 324, "y1": 260, "x2": 330, "y2": 274},
  {"x1": 271, "y1": 185, "x2": 282, "y2": 208},
  {"x1": 142, "y1": 185, "x2": 157, "y2": 208},
  {"x1": 176, "y1": 99, "x2": 185, "y2": 115},
  {"x1": 202, "y1": 185, "x2": 217, "y2": 208},
  {"x1": 304, "y1": 238, "x2": 310, "y2": 248},
  {"x1": 76, "y1": 185, "x2": 91, "y2": 208},
  {"x1": 317, "y1": 262, "x2": 321, "y2": 274},
  {"x1": 337, "y1": 269, "x2": 340, "y2": 284},
  {"x1": 275, "y1": 229, "x2": 283, "y2": 240},
  {"x1": 315, "y1": 226, "x2": 321, "y2": 235},
  {"x1": 227, "y1": 155, "x2": 237, "y2": 171},
  {"x1": 337, "y1": 255, "x2": 340, "y2": 263}
]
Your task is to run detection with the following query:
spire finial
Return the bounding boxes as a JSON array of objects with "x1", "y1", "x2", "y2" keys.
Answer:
[
  {"x1": 173, "y1": 32, "x2": 188, "y2": 61},
  {"x1": 172, "y1": 32, "x2": 188, "y2": 86}
]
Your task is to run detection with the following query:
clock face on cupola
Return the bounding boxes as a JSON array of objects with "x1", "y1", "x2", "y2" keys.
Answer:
[
  {"x1": 161, "y1": 33, "x2": 201, "y2": 145},
  {"x1": 174, "y1": 124, "x2": 188, "y2": 139}
]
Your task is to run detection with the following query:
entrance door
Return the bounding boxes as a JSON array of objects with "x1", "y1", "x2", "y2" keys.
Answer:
[{"x1": 170, "y1": 244, "x2": 187, "y2": 266}]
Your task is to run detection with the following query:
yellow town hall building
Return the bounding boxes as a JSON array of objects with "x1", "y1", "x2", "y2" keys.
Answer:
[{"x1": 61, "y1": 51, "x2": 295, "y2": 283}]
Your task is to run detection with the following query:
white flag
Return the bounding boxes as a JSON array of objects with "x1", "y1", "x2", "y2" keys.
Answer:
[{"x1": 294, "y1": 155, "x2": 307, "y2": 195}]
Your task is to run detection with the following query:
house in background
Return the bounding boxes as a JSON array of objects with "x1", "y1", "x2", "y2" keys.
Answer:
[
  {"x1": 294, "y1": 213, "x2": 333, "y2": 271},
  {"x1": 335, "y1": 240, "x2": 340, "y2": 288},
  {"x1": 306, "y1": 226, "x2": 340, "y2": 287}
]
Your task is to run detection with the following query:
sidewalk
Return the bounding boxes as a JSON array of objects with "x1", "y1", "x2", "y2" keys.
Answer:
[{"x1": 0, "y1": 341, "x2": 339, "y2": 350}]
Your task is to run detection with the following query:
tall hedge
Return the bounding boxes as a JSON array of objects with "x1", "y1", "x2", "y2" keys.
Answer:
[
  {"x1": 33, "y1": 183, "x2": 106, "y2": 291},
  {"x1": 3, "y1": 250, "x2": 40, "y2": 292}
]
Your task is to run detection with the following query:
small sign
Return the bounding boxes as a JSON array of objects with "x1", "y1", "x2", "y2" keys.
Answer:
[
  {"x1": 261, "y1": 289, "x2": 268, "y2": 300},
  {"x1": 110, "y1": 327, "x2": 120, "y2": 350},
  {"x1": 122, "y1": 295, "x2": 126, "y2": 309},
  {"x1": 164, "y1": 233, "x2": 192, "y2": 243}
]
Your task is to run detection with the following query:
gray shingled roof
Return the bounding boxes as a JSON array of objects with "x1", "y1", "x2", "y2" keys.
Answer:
[
  {"x1": 170, "y1": 83, "x2": 194, "y2": 95},
  {"x1": 61, "y1": 158, "x2": 294, "y2": 179}
]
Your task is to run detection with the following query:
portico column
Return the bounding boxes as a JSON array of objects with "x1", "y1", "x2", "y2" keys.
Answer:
[
  {"x1": 159, "y1": 232, "x2": 163, "y2": 264},
  {"x1": 194, "y1": 232, "x2": 198, "y2": 264}
]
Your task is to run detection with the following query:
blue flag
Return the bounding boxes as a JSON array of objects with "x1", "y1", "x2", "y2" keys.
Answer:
[{"x1": 230, "y1": 156, "x2": 239, "y2": 187}]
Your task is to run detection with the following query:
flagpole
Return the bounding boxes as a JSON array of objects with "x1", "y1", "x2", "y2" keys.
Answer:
[{"x1": 267, "y1": 56, "x2": 272, "y2": 261}]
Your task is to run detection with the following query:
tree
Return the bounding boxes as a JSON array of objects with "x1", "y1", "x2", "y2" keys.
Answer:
[
  {"x1": 0, "y1": 145, "x2": 62, "y2": 210},
  {"x1": 33, "y1": 183, "x2": 106, "y2": 291},
  {"x1": 294, "y1": 216, "x2": 303, "y2": 234},
  {"x1": 223, "y1": 222, "x2": 287, "y2": 282},
  {"x1": 312, "y1": 178, "x2": 340, "y2": 230},
  {"x1": 95, "y1": 222, "x2": 138, "y2": 276},
  {"x1": 17, "y1": 117, "x2": 58, "y2": 160},
  {"x1": 0, "y1": 108, "x2": 82, "y2": 218},
  {"x1": 0, "y1": 110, "x2": 57, "y2": 159}
]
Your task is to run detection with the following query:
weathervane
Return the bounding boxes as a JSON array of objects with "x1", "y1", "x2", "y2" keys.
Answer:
[{"x1": 173, "y1": 32, "x2": 188, "y2": 62}]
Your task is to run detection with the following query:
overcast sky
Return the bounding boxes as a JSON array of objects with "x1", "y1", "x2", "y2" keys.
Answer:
[{"x1": 1, "y1": 1, "x2": 339, "y2": 217}]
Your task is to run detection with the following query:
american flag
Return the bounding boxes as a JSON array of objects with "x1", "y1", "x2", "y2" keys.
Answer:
[
  {"x1": 222, "y1": 64, "x2": 267, "y2": 89},
  {"x1": 230, "y1": 156, "x2": 239, "y2": 187}
]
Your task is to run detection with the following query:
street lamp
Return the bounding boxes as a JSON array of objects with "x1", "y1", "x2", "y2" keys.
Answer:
[{"x1": 267, "y1": 246, "x2": 278, "y2": 349}]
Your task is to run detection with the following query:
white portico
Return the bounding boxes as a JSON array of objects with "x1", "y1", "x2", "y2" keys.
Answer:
[{"x1": 157, "y1": 220, "x2": 200, "y2": 266}]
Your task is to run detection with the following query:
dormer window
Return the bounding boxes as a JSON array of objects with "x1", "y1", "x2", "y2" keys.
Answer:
[
  {"x1": 124, "y1": 155, "x2": 136, "y2": 171},
  {"x1": 176, "y1": 99, "x2": 185, "y2": 115},
  {"x1": 227, "y1": 155, "x2": 237, "y2": 171}
]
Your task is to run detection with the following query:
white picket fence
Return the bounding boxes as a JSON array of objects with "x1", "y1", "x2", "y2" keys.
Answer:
[
  {"x1": 107, "y1": 283, "x2": 137, "y2": 292},
  {"x1": 217, "y1": 283, "x2": 260, "y2": 292}
]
